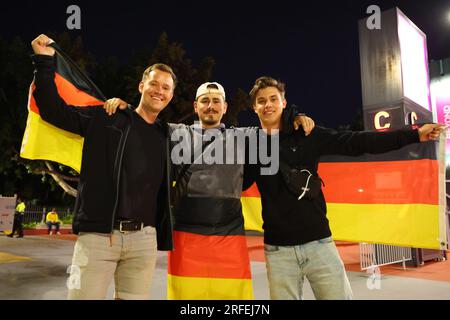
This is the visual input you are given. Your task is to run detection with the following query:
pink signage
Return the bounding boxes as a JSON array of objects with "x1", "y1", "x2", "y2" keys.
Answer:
[{"x1": 431, "y1": 76, "x2": 450, "y2": 164}]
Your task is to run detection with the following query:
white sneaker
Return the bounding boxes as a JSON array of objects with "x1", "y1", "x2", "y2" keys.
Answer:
[
  {"x1": 49, "y1": 231, "x2": 53, "y2": 235},
  {"x1": 57, "y1": 232, "x2": 61, "y2": 235}
]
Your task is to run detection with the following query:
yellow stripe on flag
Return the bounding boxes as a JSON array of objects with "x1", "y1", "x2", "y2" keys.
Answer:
[
  {"x1": 241, "y1": 197, "x2": 263, "y2": 232},
  {"x1": 241, "y1": 198, "x2": 445, "y2": 249},
  {"x1": 168, "y1": 274, "x2": 254, "y2": 300},
  {"x1": 327, "y1": 203, "x2": 443, "y2": 249},
  {"x1": 20, "y1": 111, "x2": 84, "y2": 172}
]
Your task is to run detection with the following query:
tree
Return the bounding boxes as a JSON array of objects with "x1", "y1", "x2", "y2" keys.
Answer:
[{"x1": 0, "y1": 36, "x2": 38, "y2": 199}]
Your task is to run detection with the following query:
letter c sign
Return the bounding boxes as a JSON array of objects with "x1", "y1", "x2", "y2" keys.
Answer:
[{"x1": 374, "y1": 111, "x2": 391, "y2": 129}]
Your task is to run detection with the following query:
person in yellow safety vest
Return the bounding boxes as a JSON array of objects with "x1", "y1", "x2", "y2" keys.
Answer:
[
  {"x1": 8, "y1": 198, "x2": 26, "y2": 238},
  {"x1": 46, "y1": 208, "x2": 61, "y2": 235}
]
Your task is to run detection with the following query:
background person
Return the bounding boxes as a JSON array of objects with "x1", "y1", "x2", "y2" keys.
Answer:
[
  {"x1": 46, "y1": 208, "x2": 61, "y2": 235},
  {"x1": 8, "y1": 197, "x2": 26, "y2": 238}
]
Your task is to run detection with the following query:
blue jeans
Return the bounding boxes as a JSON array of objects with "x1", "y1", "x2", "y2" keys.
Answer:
[
  {"x1": 264, "y1": 237, "x2": 353, "y2": 300},
  {"x1": 46, "y1": 221, "x2": 60, "y2": 233}
]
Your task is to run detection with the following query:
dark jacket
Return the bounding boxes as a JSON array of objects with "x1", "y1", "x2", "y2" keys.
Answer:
[
  {"x1": 245, "y1": 126, "x2": 420, "y2": 246},
  {"x1": 32, "y1": 55, "x2": 173, "y2": 250}
]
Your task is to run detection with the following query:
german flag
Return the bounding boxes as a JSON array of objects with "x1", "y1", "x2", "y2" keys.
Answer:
[
  {"x1": 20, "y1": 43, "x2": 105, "y2": 172},
  {"x1": 242, "y1": 184, "x2": 264, "y2": 232},
  {"x1": 241, "y1": 135, "x2": 447, "y2": 250},
  {"x1": 167, "y1": 192, "x2": 254, "y2": 300},
  {"x1": 167, "y1": 230, "x2": 253, "y2": 300}
]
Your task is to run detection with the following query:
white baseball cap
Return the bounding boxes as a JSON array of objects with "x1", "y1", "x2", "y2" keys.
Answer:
[{"x1": 195, "y1": 82, "x2": 226, "y2": 100}]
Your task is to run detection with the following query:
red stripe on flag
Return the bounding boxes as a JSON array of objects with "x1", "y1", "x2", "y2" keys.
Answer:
[
  {"x1": 28, "y1": 83, "x2": 39, "y2": 114},
  {"x1": 29, "y1": 73, "x2": 103, "y2": 116},
  {"x1": 168, "y1": 230, "x2": 252, "y2": 279},
  {"x1": 319, "y1": 159, "x2": 438, "y2": 204},
  {"x1": 242, "y1": 183, "x2": 260, "y2": 197},
  {"x1": 54, "y1": 73, "x2": 103, "y2": 106}
]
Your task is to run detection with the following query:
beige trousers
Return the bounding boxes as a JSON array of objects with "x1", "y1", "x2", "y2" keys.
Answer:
[{"x1": 67, "y1": 227, "x2": 157, "y2": 300}]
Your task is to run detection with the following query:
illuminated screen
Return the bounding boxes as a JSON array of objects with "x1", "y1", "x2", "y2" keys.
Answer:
[{"x1": 397, "y1": 11, "x2": 431, "y2": 110}]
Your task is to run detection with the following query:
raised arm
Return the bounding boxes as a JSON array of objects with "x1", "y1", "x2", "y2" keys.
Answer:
[
  {"x1": 31, "y1": 34, "x2": 98, "y2": 137},
  {"x1": 316, "y1": 124, "x2": 445, "y2": 157}
]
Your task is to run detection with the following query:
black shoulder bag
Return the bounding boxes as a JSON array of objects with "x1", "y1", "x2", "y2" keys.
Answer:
[
  {"x1": 279, "y1": 161, "x2": 324, "y2": 200},
  {"x1": 171, "y1": 133, "x2": 219, "y2": 208}
]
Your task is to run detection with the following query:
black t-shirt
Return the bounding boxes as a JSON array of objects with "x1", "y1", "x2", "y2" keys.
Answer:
[{"x1": 117, "y1": 111, "x2": 166, "y2": 226}]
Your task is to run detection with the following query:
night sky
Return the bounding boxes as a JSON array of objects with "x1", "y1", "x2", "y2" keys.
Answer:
[{"x1": 2, "y1": 0, "x2": 450, "y2": 127}]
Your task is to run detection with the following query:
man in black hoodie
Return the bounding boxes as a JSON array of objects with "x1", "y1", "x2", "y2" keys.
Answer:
[
  {"x1": 245, "y1": 76, "x2": 444, "y2": 300},
  {"x1": 31, "y1": 34, "x2": 175, "y2": 300}
]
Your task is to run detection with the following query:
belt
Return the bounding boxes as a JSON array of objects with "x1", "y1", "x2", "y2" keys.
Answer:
[{"x1": 114, "y1": 220, "x2": 145, "y2": 233}]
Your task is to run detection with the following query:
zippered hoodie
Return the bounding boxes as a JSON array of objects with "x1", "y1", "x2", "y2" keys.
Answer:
[{"x1": 32, "y1": 54, "x2": 173, "y2": 250}]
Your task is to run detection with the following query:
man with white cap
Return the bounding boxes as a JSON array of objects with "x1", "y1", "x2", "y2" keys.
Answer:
[{"x1": 168, "y1": 81, "x2": 259, "y2": 299}]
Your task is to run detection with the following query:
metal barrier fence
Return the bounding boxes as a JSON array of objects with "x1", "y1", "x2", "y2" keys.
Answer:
[
  {"x1": 22, "y1": 206, "x2": 73, "y2": 224},
  {"x1": 360, "y1": 243, "x2": 412, "y2": 270}
]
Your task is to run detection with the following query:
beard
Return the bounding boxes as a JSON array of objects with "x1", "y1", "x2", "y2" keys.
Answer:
[{"x1": 200, "y1": 112, "x2": 221, "y2": 126}]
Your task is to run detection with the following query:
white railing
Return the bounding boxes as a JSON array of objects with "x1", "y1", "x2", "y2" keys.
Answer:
[
  {"x1": 360, "y1": 243, "x2": 412, "y2": 270},
  {"x1": 22, "y1": 206, "x2": 73, "y2": 224}
]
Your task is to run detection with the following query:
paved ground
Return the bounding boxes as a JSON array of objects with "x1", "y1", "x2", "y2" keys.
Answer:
[{"x1": 1, "y1": 234, "x2": 450, "y2": 300}]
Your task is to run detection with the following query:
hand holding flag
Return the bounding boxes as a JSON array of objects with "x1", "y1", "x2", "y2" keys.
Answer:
[
  {"x1": 31, "y1": 34, "x2": 55, "y2": 56},
  {"x1": 418, "y1": 124, "x2": 446, "y2": 142}
]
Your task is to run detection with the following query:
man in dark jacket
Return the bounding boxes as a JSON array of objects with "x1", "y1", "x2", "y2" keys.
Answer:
[
  {"x1": 31, "y1": 34, "x2": 175, "y2": 300},
  {"x1": 245, "y1": 76, "x2": 445, "y2": 300}
]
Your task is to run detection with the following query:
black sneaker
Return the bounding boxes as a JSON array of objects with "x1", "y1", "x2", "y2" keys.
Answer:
[{"x1": 7, "y1": 234, "x2": 13, "y2": 238}]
